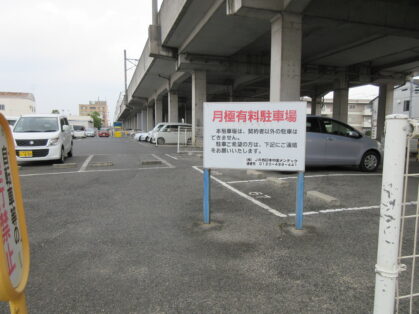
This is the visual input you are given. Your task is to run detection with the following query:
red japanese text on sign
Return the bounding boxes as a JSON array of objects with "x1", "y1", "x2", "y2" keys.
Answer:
[{"x1": 212, "y1": 110, "x2": 297, "y2": 123}]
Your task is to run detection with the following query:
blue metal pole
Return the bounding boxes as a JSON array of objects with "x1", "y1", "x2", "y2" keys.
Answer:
[
  {"x1": 203, "y1": 168, "x2": 211, "y2": 224},
  {"x1": 296, "y1": 171, "x2": 305, "y2": 230}
]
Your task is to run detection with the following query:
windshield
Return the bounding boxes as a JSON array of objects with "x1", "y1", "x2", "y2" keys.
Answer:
[
  {"x1": 14, "y1": 117, "x2": 59, "y2": 133},
  {"x1": 86, "y1": 128, "x2": 94, "y2": 132},
  {"x1": 153, "y1": 124, "x2": 165, "y2": 131},
  {"x1": 73, "y1": 125, "x2": 85, "y2": 131}
]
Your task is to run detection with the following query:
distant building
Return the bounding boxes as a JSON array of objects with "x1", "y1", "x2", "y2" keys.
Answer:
[
  {"x1": 79, "y1": 100, "x2": 109, "y2": 127},
  {"x1": 307, "y1": 98, "x2": 373, "y2": 134},
  {"x1": 369, "y1": 82, "x2": 419, "y2": 139},
  {"x1": 393, "y1": 81, "x2": 419, "y2": 118},
  {"x1": 0, "y1": 92, "x2": 37, "y2": 119},
  {"x1": 67, "y1": 116, "x2": 94, "y2": 129}
]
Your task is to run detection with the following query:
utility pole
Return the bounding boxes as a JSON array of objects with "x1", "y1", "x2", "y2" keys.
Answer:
[{"x1": 124, "y1": 49, "x2": 128, "y2": 106}]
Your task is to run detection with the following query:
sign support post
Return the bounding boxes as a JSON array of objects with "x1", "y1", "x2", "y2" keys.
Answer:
[
  {"x1": 9, "y1": 293, "x2": 27, "y2": 314},
  {"x1": 203, "y1": 169, "x2": 211, "y2": 224},
  {"x1": 295, "y1": 171, "x2": 305, "y2": 230}
]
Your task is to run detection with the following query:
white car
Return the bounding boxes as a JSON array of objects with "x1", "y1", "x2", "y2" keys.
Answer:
[
  {"x1": 133, "y1": 131, "x2": 147, "y2": 141},
  {"x1": 147, "y1": 123, "x2": 167, "y2": 143},
  {"x1": 153, "y1": 123, "x2": 192, "y2": 145},
  {"x1": 13, "y1": 114, "x2": 73, "y2": 163},
  {"x1": 72, "y1": 125, "x2": 86, "y2": 138}
]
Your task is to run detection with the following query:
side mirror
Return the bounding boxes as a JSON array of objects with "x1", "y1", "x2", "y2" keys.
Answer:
[
  {"x1": 62, "y1": 125, "x2": 70, "y2": 132},
  {"x1": 348, "y1": 130, "x2": 360, "y2": 138}
]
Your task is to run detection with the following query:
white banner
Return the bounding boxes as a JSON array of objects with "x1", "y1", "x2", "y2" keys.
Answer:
[{"x1": 203, "y1": 102, "x2": 306, "y2": 171}]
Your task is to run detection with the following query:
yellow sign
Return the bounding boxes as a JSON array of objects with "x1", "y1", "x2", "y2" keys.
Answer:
[
  {"x1": 114, "y1": 131, "x2": 122, "y2": 138},
  {"x1": 0, "y1": 114, "x2": 30, "y2": 313}
]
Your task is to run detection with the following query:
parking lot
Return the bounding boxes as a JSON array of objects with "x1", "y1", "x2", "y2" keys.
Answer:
[{"x1": 1, "y1": 136, "x2": 418, "y2": 313}]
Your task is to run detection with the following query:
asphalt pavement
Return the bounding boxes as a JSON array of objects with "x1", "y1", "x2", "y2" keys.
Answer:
[{"x1": 0, "y1": 136, "x2": 417, "y2": 313}]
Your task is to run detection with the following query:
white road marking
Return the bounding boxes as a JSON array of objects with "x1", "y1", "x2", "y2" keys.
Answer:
[
  {"x1": 287, "y1": 201, "x2": 418, "y2": 216},
  {"x1": 227, "y1": 179, "x2": 267, "y2": 184},
  {"x1": 192, "y1": 166, "x2": 287, "y2": 217},
  {"x1": 152, "y1": 154, "x2": 174, "y2": 168},
  {"x1": 20, "y1": 166, "x2": 173, "y2": 177},
  {"x1": 227, "y1": 173, "x2": 382, "y2": 184},
  {"x1": 165, "y1": 154, "x2": 178, "y2": 160},
  {"x1": 79, "y1": 154, "x2": 94, "y2": 172}
]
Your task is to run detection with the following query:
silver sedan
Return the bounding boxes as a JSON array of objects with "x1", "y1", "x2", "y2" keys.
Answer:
[{"x1": 306, "y1": 116, "x2": 382, "y2": 172}]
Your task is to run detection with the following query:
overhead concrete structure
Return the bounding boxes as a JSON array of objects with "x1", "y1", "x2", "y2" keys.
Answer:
[{"x1": 116, "y1": 0, "x2": 419, "y2": 142}]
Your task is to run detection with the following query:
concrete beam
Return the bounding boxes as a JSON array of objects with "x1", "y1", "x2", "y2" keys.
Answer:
[
  {"x1": 149, "y1": 25, "x2": 177, "y2": 60},
  {"x1": 177, "y1": 53, "x2": 270, "y2": 76}
]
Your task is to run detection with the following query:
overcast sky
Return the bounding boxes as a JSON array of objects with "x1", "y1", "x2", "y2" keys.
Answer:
[
  {"x1": 1, "y1": 0, "x2": 377, "y2": 123},
  {"x1": 0, "y1": 0, "x2": 164, "y2": 121}
]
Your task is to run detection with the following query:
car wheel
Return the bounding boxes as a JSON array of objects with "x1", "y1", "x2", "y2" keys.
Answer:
[
  {"x1": 145, "y1": 136, "x2": 149, "y2": 142},
  {"x1": 157, "y1": 137, "x2": 165, "y2": 145},
  {"x1": 359, "y1": 150, "x2": 379, "y2": 172},
  {"x1": 59, "y1": 146, "x2": 65, "y2": 163},
  {"x1": 67, "y1": 143, "x2": 73, "y2": 158}
]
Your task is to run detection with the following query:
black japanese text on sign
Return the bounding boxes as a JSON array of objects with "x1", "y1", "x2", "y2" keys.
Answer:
[{"x1": 203, "y1": 102, "x2": 306, "y2": 171}]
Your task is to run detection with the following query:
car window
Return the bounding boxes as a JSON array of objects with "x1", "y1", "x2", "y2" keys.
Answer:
[
  {"x1": 73, "y1": 125, "x2": 85, "y2": 131},
  {"x1": 306, "y1": 117, "x2": 321, "y2": 133},
  {"x1": 14, "y1": 117, "x2": 59, "y2": 133},
  {"x1": 321, "y1": 119, "x2": 358, "y2": 137},
  {"x1": 165, "y1": 125, "x2": 179, "y2": 132}
]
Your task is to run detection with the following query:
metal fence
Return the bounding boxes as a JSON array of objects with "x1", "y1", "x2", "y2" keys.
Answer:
[
  {"x1": 177, "y1": 126, "x2": 203, "y2": 153},
  {"x1": 373, "y1": 115, "x2": 419, "y2": 314}
]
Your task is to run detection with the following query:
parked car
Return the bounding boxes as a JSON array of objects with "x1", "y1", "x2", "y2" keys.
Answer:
[
  {"x1": 13, "y1": 114, "x2": 73, "y2": 163},
  {"x1": 5, "y1": 116, "x2": 19, "y2": 127},
  {"x1": 98, "y1": 128, "x2": 110, "y2": 137},
  {"x1": 72, "y1": 125, "x2": 86, "y2": 138},
  {"x1": 145, "y1": 123, "x2": 167, "y2": 142},
  {"x1": 306, "y1": 116, "x2": 382, "y2": 172},
  {"x1": 153, "y1": 123, "x2": 192, "y2": 145},
  {"x1": 133, "y1": 131, "x2": 146, "y2": 141},
  {"x1": 85, "y1": 128, "x2": 96, "y2": 137}
]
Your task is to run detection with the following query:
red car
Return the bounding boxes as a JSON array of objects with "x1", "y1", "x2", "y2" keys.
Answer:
[{"x1": 98, "y1": 129, "x2": 110, "y2": 137}]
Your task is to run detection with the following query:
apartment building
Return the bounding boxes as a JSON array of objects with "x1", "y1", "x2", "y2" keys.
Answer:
[
  {"x1": 79, "y1": 100, "x2": 109, "y2": 127},
  {"x1": 0, "y1": 92, "x2": 37, "y2": 119}
]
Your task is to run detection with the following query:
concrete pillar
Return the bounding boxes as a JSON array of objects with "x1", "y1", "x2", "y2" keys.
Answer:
[
  {"x1": 155, "y1": 98, "x2": 163, "y2": 124},
  {"x1": 333, "y1": 72, "x2": 349, "y2": 122},
  {"x1": 147, "y1": 105, "x2": 154, "y2": 130},
  {"x1": 141, "y1": 109, "x2": 147, "y2": 130},
  {"x1": 311, "y1": 95, "x2": 322, "y2": 115},
  {"x1": 376, "y1": 84, "x2": 394, "y2": 142},
  {"x1": 192, "y1": 71, "x2": 206, "y2": 145},
  {"x1": 139, "y1": 111, "x2": 143, "y2": 130},
  {"x1": 270, "y1": 13, "x2": 302, "y2": 101},
  {"x1": 168, "y1": 91, "x2": 179, "y2": 122}
]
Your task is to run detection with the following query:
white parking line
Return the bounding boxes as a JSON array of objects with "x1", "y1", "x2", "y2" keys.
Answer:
[
  {"x1": 79, "y1": 154, "x2": 94, "y2": 172},
  {"x1": 287, "y1": 201, "x2": 418, "y2": 216},
  {"x1": 152, "y1": 154, "x2": 174, "y2": 168},
  {"x1": 227, "y1": 179, "x2": 267, "y2": 184},
  {"x1": 20, "y1": 166, "x2": 173, "y2": 177},
  {"x1": 192, "y1": 166, "x2": 287, "y2": 218},
  {"x1": 227, "y1": 173, "x2": 382, "y2": 184},
  {"x1": 165, "y1": 154, "x2": 178, "y2": 160}
]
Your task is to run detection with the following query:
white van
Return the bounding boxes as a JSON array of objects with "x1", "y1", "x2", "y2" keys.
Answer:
[
  {"x1": 153, "y1": 123, "x2": 192, "y2": 145},
  {"x1": 13, "y1": 114, "x2": 73, "y2": 163}
]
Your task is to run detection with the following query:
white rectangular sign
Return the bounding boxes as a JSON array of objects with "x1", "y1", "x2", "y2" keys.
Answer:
[{"x1": 203, "y1": 102, "x2": 306, "y2": 171}]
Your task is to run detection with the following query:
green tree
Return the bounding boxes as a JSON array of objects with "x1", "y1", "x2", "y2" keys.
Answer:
[
  {"x1": 51, "y1": 109, "x2": 60, "y2": 114},
  {"x1": 89, "y1": 111, "x2": 102, "y2": 129}
]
